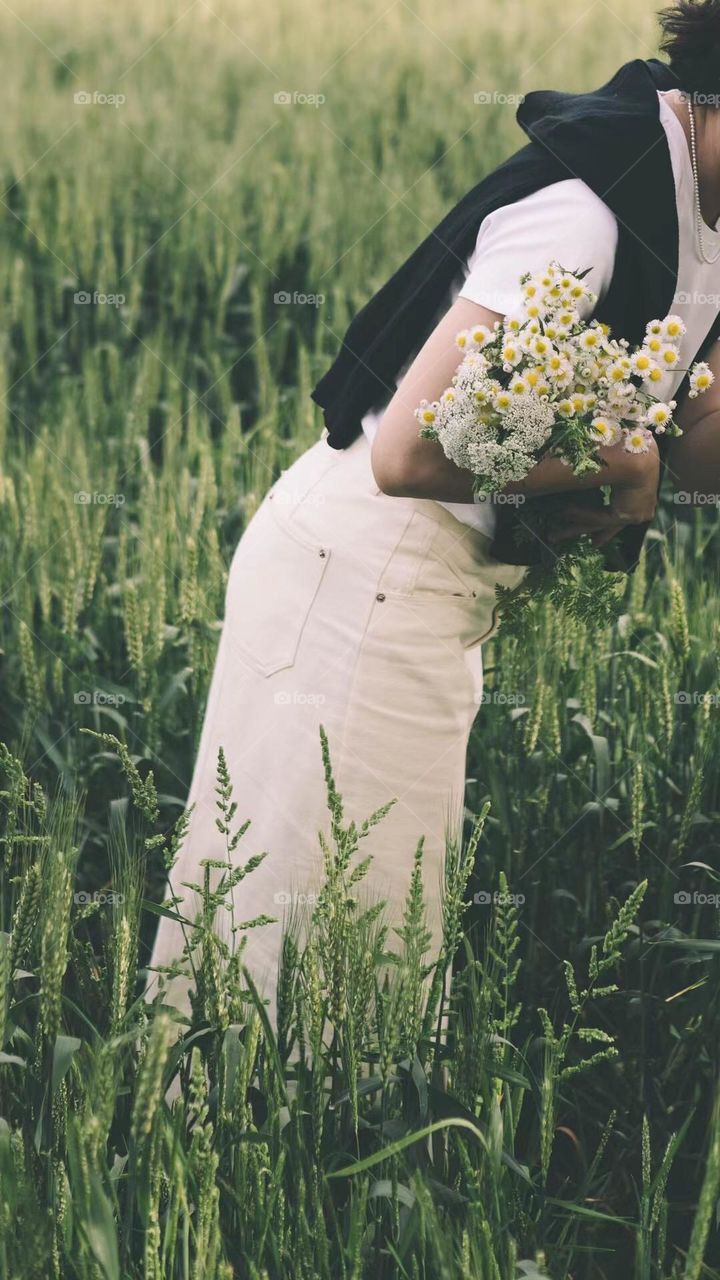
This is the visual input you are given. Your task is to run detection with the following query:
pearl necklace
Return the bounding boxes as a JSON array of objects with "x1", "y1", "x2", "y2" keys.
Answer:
[{"x1": 687, "y1": 96, "x2": 720, "y2": 264}]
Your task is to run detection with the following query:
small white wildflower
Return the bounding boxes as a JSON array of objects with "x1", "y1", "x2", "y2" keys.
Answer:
[
  {"x1": 622, "y1": 426, "x2": 654, "y2": 454},
  {"x1": 688, "y1": 361, "x2": 715, "y2": 397},
  {"x1": 661, "y1": 314, "x2": 686, "y2": 340},
  {"x1": 645, "y1": 401, "x2": 673, "y2": 431},
  {"x1": 589, "y1": 415, "x2": 622, "y2": 446}
]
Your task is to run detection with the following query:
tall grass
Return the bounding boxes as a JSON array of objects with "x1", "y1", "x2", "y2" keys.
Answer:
[
  {"x1": 0, "y1": 0, "x2": 718, "y2": 1275},
  {"x1": 0, "y1": 728, "x2": 705, "y2": 1279}
]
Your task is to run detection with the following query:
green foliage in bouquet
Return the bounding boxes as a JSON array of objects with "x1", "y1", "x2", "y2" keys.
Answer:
[{"x1": 494, "y1": 538, "x2": 626, "y2": 637}]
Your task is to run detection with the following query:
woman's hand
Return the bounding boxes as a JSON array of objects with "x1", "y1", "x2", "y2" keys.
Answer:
[{"x1": 547, "y1": 440, "x2": 660, "y2": 547}]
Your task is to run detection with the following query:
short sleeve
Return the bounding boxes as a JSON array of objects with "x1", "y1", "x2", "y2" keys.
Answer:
[{"x1": 458, "y1": 178, "x2": 618, "y2": 321}]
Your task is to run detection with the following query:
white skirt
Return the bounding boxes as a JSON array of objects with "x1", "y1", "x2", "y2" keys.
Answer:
[{"x1": 147, "y1": 430, "x2": 525, "y2": 1021}]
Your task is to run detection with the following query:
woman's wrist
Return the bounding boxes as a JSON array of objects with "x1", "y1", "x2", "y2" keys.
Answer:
[
  {"x1": 607, "y1": 437, "x2": 660, "y2": 490},
  {"x1": 504, "y1": 436, "x2": 659, "y2": 501}
]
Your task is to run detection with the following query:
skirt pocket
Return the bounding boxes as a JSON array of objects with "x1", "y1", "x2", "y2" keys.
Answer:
[
  {"x1": 376, "y1": 509, "x2": 480, "y2": 601},
  {"x1": 374, "y1": 508, "x2": 505, "y2": 648},
  {"x1": 223, "y1": 497, "x2": 331, "y2": 678}
]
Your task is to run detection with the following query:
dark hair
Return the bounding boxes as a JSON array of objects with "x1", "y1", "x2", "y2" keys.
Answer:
[{"x1": 658, "y1": 0, "x2": 720, "y2": 97}]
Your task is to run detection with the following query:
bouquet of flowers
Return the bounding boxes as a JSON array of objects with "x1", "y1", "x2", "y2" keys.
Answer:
[{"x1": 415, "y1": 260, "x2": 714, "y2": 628}]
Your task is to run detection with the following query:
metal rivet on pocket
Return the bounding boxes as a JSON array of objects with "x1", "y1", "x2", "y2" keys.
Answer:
[
  {"x1": 376, "y1": 592, "x2": 386, "y2": 602},
  {"x1": 319, "y1": 549, "x2": 326, "y2": 557}
]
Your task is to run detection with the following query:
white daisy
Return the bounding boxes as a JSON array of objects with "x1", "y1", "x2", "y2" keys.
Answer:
[
  {"x1": 589, "y1": 415, "x2": 622, "y2": 446},
  {"x1": 622, "y1": 426, "x2": 654, "y2": 454}
]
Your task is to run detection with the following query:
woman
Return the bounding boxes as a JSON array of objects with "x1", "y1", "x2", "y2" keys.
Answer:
[{"x1": 148, "y1": 1, "x2": 720, "y2": 1025}]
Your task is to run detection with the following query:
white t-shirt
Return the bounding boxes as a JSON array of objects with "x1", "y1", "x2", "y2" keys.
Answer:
[
  {"x1": 653, "y1": 89, "x2": 720, "y2": 402},
  {"x1": 362, "y1": 90, "x2": 720, "y2": 535}
]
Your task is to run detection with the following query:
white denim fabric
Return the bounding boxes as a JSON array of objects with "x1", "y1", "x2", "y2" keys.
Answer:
[{"x1": 147, "y1": 431, "x2": 526, "y2": 1024}]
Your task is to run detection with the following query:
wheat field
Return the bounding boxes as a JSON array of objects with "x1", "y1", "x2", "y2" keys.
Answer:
[{"x1": 0, "y1": 1, "x2": 719, "y2": 1277}]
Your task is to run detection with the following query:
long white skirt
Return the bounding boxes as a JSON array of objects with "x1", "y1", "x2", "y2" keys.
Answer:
[{"x1": 147, "y1": 431, "x2": 525, "y2": 1022}]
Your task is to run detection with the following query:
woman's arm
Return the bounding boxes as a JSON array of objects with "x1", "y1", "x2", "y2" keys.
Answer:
[
  {"x1": 370, "y1": 295, "x2": 660, "y2": 540},
  {"x1": 370, "y1": 297, "x2": 500, "y2": 501},
  {"x1": 667, "y1": 340, "x2": 720, "y2": 501}
]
